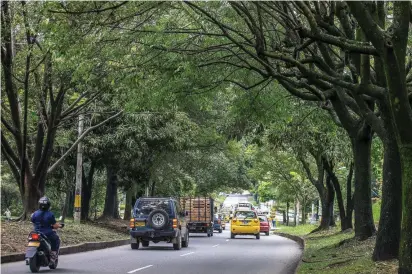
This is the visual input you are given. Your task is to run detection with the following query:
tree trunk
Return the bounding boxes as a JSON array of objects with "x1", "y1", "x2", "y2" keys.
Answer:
[
  {"x1": 286, "y1": 202, "x2": 289, "y2": 226},
  {"x1": 301, "y1": 200, "x2": 306, "y2": 225},
  {"x1": 352, "y1": 125, "x2": 376, "y2": 240},
  {"x1": 373, "y1": 111, "x2": 402, "y2": 261},
  {"x1": 399, "y1": 146, "x2": 412, "y2": 273},
  {"x1": 61, "y1": 190, "x2": 71, "y2": 223},
  {"x1": 150, "y1": 180, "x2": 156, "y2": 197},
  {"x1": 123, "y1": 186, "x2": 133, "y2": 221},
  {"x1": 342, "y1": 162, "x2": 354, "y2": 230},
  {"x1": 323, "y1": 159, "x2": 348, "y2": 230},
  {"x1": 319, "y1": 175, "x2": 334, "y2": 230},
  {"x1": 282, "y1": 210, "x2": 286, "y2": 225},
  {"x1": 294, "y1": 202, "x2": 297, "y2": 226},
  {"x1": 67, "y1": 188, "x2": 75, "y2": 218},
  {"x1": 318, "y1": 198, "x2": 331, "y2": 230},
  {"x1": 102, "y1": 165, "x2": 118, "y2": 218},
  {"x1": 114, "y1": 191, "x2": 120, "y2": 219},
  {"x1": 81, "y1": 161, "x2": 95, "y2": 220},
  {"x1": 22, "y1": 172, "x2": 41, "y2": 219}
]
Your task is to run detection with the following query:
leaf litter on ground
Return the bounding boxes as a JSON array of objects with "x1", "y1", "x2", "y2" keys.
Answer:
[{"x1": 1, "y1": 219, "x2": 129, "y2": 256}]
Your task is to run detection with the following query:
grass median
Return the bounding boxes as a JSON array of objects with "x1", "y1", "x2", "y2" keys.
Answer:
[
  {"x1": 1, "y1": 219, "x2": 129, "y2": 256},
  {"x1": 276, "y1": 224, "x2": 398, "y2": 274}
]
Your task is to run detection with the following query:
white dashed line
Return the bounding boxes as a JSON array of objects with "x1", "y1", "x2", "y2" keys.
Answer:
[
  {"x1": 226, "y1": 239, "x2": 229, "y2": 242},
  {"x1": 127, "y1": 265, "x2": 153, "y2": 273},
  {"x1": 212, "y1": 244, "x2": 220, "y2": 248},
  {"x1": 180, "y1": 252, "x2": 195, "y2": 257}
]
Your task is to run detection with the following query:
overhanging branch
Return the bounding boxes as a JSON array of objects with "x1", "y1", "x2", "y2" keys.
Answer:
[{"x1": 47, "y1": 111, "x2": 123, "y2": 173}]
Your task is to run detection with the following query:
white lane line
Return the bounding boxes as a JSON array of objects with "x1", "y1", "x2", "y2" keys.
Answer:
[
  {"x1": 127, "y1": 265, "x2": 153, "y2": 273},
  {"x1": 180, "y1": 252, "x2": 195, "y2": 257},
  {"x1": 212, "y1": 244, "x2": 220, "y2": 248},
  {"x1": 226, "y1": 239, "x2": 229, "y2": 242}
]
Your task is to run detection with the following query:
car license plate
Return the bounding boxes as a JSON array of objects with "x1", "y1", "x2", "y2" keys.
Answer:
[
  {"x1": 135, "y1": 222, "x2": 145, "y2": 227},
  {"x1": 28, "y1": 241, "x2": 40, "y2": 247}
]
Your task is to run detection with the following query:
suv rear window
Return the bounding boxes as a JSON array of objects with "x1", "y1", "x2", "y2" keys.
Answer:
[{"x1": 134, "y1": 199, "x2": 173, "y2": 217}]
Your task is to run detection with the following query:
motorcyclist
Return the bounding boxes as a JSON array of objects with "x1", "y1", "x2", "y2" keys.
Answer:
[{"x1": 31, "y1": 197, "x2": 63, "y2": 264}]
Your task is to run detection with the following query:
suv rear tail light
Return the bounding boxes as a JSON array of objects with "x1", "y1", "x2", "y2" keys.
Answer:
[
  {"x1": 129, "y1": 218, "x2": 135, "y2": 228},
  {"x1": 172, "y1": 219, "x2": 177, "y2": 228}
]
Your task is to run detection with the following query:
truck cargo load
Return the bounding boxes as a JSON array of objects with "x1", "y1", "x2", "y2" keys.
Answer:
[{"x1": 180, "y1": 197, "x2": 214, "y2": 237}]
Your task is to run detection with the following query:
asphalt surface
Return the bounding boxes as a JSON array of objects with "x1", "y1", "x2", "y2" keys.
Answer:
[{"x1": 1, "y1": 225, "x2": 302, "y2": 274}]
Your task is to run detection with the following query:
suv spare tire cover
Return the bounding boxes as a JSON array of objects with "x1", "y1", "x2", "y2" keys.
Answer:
[{"x1": 148, "y1": 209, "x2": 170, "y2": 230}]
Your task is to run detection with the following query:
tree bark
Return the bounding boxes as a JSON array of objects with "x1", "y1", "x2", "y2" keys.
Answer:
[
  {"x1": 114, "y1": 191, "x2": 120, "y2": 219},
  {"x1": 150, "y1": 180, "x2": 156, "y2": 197},
  {"x1": 352, "y1": 125, "x2": 376, "y2": 240},
  {"x1": 323, "y1": 158, "x2": 351, "y2": 231},
  {"x1": 373, "y1": 109, "x2": 402, "y2": 261},
  {"x1": 318, "y1": 174, "x2": 334, "y2": 230},
  {"x1": 22, "y1": 172, "x2": 40, "y2": 219},
  {"x1": 301, "y1": 201, "x2": 306, "y2": 225},
  {"x1": 294, "y1": 202, "x2": 297, "y2": 226},
  {"x1": 102, "y1": 165, "x2": 118, "y2": 218},
  {"x1": 399, "y1": 147, "x2": 412, "y2": 273},
  {"x1": 342, "y1": 162, "x2": 354, "y2": 230},
  {"x1": 286, "y1": 202, "x2": 289, "y2": 226},
  {"x1": 66, "y1": 188, "x2": 75, "y2": 218},
  {"x1": 81, "y1": 161, "x2": 95, "y2": 220},
  {"x1": 61, "y1": 189, "x2": 71, "y2": 223},
  {"x1": 123, "y1": 186, "x2": 133, "y2": 221}
]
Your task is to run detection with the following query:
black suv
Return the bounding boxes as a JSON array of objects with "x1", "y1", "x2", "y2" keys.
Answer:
[{"x1": 129, "y1": 197, "x2": 189, "y2": 250}]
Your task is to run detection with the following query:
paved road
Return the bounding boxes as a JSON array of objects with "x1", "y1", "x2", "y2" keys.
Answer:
[{"x1": 2, "y1": 226, "x2": 302, "y2": 274}]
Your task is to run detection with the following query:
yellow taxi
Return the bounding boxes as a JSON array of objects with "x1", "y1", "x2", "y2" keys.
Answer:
[{"x1": 231, "y1": 210, "x2": 260, "y2": 239}]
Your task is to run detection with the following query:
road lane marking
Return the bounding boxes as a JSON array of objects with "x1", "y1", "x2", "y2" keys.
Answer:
[
  {"x1": 226, "y1": 239, "x2": 229, "y2": 241},
  {"x1": 127, "y1": 265, "x2": 153, "y2": 273},
  {"x1": 212, "y1": 244, "x2": 220, "y2": 247},
  {"x1": 180, "y1": 252, "x2": 195, "y2": 257}
]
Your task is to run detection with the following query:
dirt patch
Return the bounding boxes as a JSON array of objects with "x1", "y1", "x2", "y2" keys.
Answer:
[
  {"x1": 1, "y1": 220, "x2": 128, "y2": 256},
  {"x1": 92, "y1": 217, "x2": 129, "y2": 234}
]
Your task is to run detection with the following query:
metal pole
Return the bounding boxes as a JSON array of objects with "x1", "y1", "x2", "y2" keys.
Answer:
[{"x1": 74, "y1": 114, "x2": 84, "y2": 223}]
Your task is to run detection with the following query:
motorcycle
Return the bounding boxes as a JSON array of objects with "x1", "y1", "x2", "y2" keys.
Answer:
[{"x1": 25, "y1": 224, "x2": 64, "y2": 273}]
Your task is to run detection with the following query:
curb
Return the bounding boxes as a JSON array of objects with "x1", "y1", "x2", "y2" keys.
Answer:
[
  {"x1": 272, "y1": 232, "x2": 305, "y2": 274},
  {"x1": 272, "y1": 231, "x2": 305, "y2": 249},
  {"x1": 1, "y1": 239, "x2": 129, "y2": 264}
]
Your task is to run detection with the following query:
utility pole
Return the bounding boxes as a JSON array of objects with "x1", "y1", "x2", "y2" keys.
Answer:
[{"x1": 74, "y1": 115, "x2": 84, "y2": 223}]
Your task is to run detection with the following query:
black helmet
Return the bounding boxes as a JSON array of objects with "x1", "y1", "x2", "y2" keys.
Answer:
[{"x1": 38, "y1": 196, "x2": 51, "y2": 211}]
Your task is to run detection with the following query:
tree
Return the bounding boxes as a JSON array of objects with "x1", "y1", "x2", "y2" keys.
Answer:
[
  {"x1": 1, "y1": 2, "x2": 120, "y2": 218},
  {"x1": 142, "y1": 1, "x2": 407, "y2": 262}
]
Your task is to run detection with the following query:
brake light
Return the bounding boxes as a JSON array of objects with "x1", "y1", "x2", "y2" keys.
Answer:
[
  {"x1": 173, "y1": 219, "x2": 177, "y2": 228},
  {"x1": 30, "y1": 233, "x2": 39, "y2": 241},
  {"x1": 129, "y1": 218, "x2": 135, "y2": 228}
]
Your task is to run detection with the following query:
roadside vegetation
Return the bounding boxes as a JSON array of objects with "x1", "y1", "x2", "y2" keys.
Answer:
[
  {"x1": 278, "y1": 225, "x2": 397, "y2": 274},
  {"x1": 1, "y1": 2, "x2": 411, "y2": 272},
  {"x1": 1, "y1": 219, "x2": 128, "y2": 256}
]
